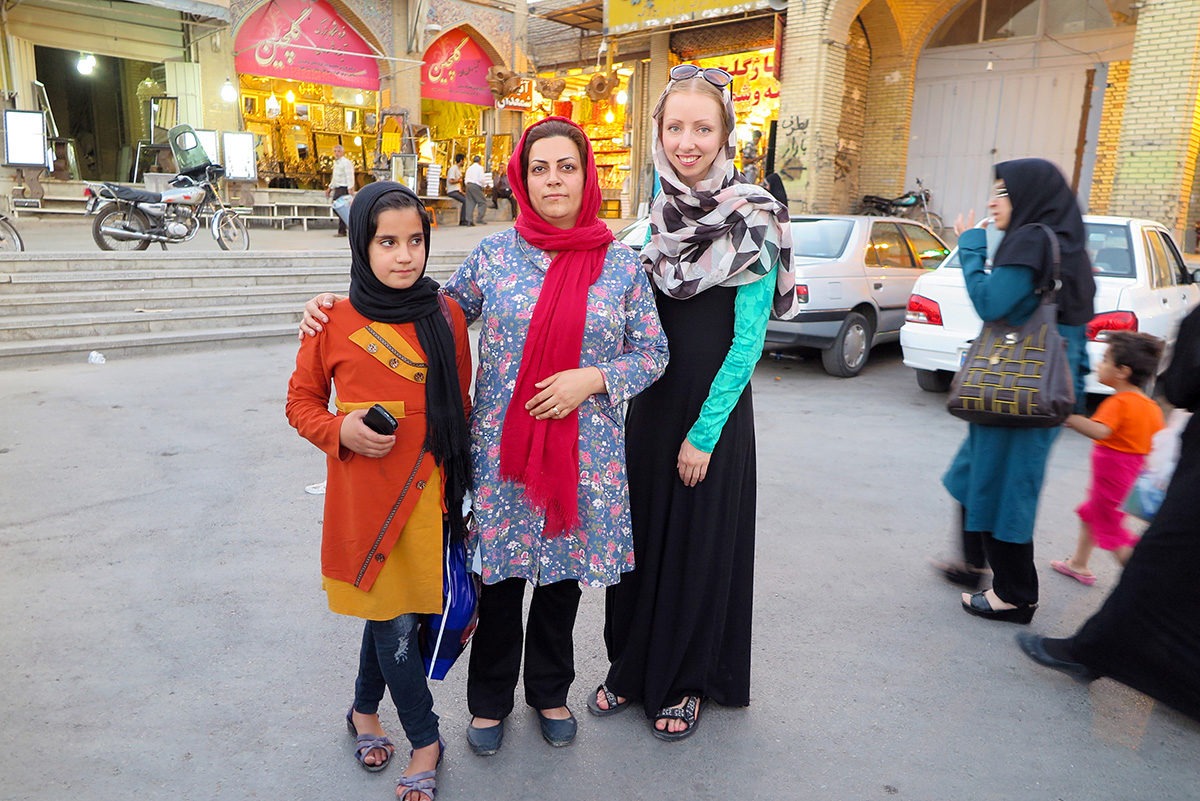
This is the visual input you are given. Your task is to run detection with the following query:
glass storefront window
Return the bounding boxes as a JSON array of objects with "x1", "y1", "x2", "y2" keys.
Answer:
[
  {"x1": 928, "y1": 0, "x2": 1131, "y2": 49},
  {"x1": 1045, "y1": 0, "x2": 1122, "y2": 34},
  {"x1": 982, "y1": 0, "x2": 1039, "y2": 40}
]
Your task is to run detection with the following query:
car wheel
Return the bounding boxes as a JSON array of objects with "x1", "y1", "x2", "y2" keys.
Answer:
[
  {"x1": 915, "y1": 368, "x2": 953, "y2": 392},
  {"x1": 821, "y1": 312, "x2": 873, "y2": 377}
]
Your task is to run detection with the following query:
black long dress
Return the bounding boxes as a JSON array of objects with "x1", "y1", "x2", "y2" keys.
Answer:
[
  {"x1": 1065, "y1": 305, "x2": 1200, "y2": 722},
  {"x1": 603, "y1": 285, "x2": 757, "y2": 715}
]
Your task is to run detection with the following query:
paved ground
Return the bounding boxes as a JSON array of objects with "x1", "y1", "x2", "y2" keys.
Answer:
[{"x1": 1, "y1": 337, "x2": 1196, "y2": 801}]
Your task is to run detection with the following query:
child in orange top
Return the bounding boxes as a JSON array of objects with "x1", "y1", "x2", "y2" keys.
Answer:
[
  {"x1": 1053, "y1": 331, "x2": 1165, "y2": 585},
  {"x1": 286, "y1": 182, "x2": 472, "y2": 801}
]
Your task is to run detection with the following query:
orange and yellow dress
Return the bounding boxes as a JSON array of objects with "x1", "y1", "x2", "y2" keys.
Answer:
[{"x1": 286, "y1": 298, "x2": 472, "y2": 620}]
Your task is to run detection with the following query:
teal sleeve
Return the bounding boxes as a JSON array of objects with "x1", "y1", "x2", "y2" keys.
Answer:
[
  {"x1": 685, "y1": 269, "x2": 774, "y2": 453},
  {"x1": 959, "y1": 229, "x2": 1038, "y2": 323}
]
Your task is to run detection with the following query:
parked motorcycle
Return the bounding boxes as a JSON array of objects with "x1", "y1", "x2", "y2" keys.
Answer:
[
  {"x1": 859, "y1": 178, "x2": 944, "y2": 232},
  {"x1": 84, "y1": 124, "x2": 249, "y2": 251}
]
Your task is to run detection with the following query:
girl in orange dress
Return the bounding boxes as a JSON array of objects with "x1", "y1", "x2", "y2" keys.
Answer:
[
  {"x1": 287, "y1": 182, "x2": 472, "y2": 801},
  {"x1": 1052, "y1": 331, "x2": 1165, "y2": 584}
]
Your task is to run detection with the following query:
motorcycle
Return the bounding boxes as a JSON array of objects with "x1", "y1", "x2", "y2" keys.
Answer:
[
  {"x1": 84, "y1": 124, "x2": 249, "y2": 251},
  {"x1": 858, "y1": 177, "x2": 944, "y2": 232}
]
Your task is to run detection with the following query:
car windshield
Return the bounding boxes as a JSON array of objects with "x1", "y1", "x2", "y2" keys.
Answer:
[
  {"x1": 790, "y1": 218, "x2": 853, "y2": 258},
  {"x1": 616, "y1": 218, "x2": 650, "y2": 251},
  {"x1": 940, "y1": 222, "x2": 1133, "y2": 277}
]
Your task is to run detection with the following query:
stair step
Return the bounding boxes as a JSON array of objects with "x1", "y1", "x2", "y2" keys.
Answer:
[
  {"x1": 1, "y1": 284, "x2": 351, "y2": 314},
  {"x1": 0, "y1": 245, "x2": 472, "y2": 365},
  {"x1": 0, "y1": 250, "x2": 471, "y2": 273},
  {"x1": 0, "y1": 303, "x2": 309, "y2": 342},
  {"x1": 0, "y1": 323, "x2": 299, "y2": 367}
]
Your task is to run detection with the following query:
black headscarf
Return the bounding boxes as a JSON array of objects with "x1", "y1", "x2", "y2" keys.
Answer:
[
  {"x1": 765, "y1": 172, "x2": 788, "y2": 207},
  {"x1": 992, "y1": 158, "x2": 1095, "y2": 325},
  {"x1": 346, "y1": 181, "x2": 472, "y2": 541}
]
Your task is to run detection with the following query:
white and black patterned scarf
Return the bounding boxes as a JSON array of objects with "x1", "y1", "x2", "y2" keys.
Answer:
[{"x1": 643, "y1": 81, "x2": 800, "y2": 320}]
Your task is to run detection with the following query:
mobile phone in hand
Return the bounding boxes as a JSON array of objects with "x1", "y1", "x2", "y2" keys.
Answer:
[{"x1": 362, "y1": 404, "x2": 398, "y2": 435}]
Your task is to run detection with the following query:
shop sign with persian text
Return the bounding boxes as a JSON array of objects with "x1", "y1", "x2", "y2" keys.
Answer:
[
  {"x1": 234, "y1": 0, "x2": 379, "y2": 90},
  {"x1": 697, "y1": 51, "x2": 780, "y2": 116},
  {"x1": 496, "y1": 79, "x2": 535, "y2": 111},
  {"x1": 421, "y1": 31, "x2": 496, "y2": 107},
  {"x1": 606, "y1": 0, "x2": 773, "y2": 35}
]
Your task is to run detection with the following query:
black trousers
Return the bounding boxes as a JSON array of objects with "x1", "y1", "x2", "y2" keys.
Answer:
[
  {"x1": 331, "y1": 186, "x2": 350, "y2": 233},
  {"x1": 466, "y1": 577, "x2": 582, "y2": 719},
  {"x1": 959, "y1": 505, "x2": 1038, "y2": 606}
]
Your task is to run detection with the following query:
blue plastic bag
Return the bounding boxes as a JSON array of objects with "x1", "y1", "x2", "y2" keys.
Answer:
[
  {"x1": 418, "y1": 527, "x2": 479, "y2": 680},
  {"x1": 331, "y1": 193, "x2": 352, "y2": 226}
]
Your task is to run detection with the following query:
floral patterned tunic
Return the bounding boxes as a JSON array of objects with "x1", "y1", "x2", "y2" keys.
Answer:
[{"x1": 443, "y1": 229, "x2": 668, "y2": 587}]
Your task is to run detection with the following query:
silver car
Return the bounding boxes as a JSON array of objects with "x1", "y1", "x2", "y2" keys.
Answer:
[{"x1": 616, "y1": 214, "x2": 950, "y2": 377}]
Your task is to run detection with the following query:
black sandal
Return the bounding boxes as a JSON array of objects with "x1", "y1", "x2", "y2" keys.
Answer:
[
  {"x1": 586, "y1": 683, "x2": 630, "y2": 717},
  {"x1": 651, "y1": 696, "x2": 701, "y2": 742}
]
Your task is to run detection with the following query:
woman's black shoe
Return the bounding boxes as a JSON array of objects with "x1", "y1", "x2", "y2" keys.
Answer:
[
  {"x1": 961, "y1": 591, "x2": 1036, "y2": 624},
  {"x1": 1015, "y1": 633, "x2": 1099, "y2": 682}
]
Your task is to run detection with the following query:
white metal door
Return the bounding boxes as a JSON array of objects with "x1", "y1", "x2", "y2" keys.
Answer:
[{"x1": 908, "y1": 68, "x2": 1090, "y2": 225}]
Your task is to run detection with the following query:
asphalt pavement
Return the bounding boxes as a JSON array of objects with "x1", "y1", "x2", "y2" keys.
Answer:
[{"x1": 1, "y1": 331, "x2": 1196, "y2": 800}]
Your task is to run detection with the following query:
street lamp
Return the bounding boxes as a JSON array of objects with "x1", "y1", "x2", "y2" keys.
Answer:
[
  {"x1": 77, "y1": 53, "x2": 96, "y2": 75},
  {"x1": 220, "y1": 78, "x2": 237, "y2": 103}
]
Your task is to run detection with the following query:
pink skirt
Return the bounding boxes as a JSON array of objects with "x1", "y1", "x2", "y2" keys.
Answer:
[{"x1": 1076, "y1": 444, "x2": 1144, "y2": 550}]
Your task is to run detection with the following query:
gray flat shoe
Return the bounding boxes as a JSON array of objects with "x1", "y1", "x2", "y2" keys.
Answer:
[
  {"x1": 466, "y1": 719, "x2": 504, "y2": 756},
  {"x1": 535, "y1": 708, "x2": 577, "y2": 747}
]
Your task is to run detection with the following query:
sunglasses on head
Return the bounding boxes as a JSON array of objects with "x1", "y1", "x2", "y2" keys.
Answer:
[{"x1": 668, "y1": 64, "x2": 733, "y2": 89}]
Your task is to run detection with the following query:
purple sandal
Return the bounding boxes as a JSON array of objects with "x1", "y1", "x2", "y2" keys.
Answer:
[
  {"x1": 396, "y1": 738, "x2": 444, "y2": 801},
  {"x1": 346, "y1": 707, "x2": 395, "y2": 773}
]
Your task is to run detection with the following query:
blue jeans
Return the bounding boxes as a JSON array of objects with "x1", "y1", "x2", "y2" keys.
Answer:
[{"x1": 353, "y1": 614, "x2": 440, "y2": 749}]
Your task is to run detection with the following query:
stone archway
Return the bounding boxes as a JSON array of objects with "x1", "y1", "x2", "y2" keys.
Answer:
[{"x1": 777, "y1": 0, "x2": 911, "y2": 213}]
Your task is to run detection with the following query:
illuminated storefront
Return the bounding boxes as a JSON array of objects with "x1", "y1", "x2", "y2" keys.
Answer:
[
  {"x1": 526, "y1": 65, "x2": 631, "y2": 216},
  {"x1": 416, "y1": 28, "x2": 514, "y2": 197},
  {"x1": 233, "y1": 0, "x2": 381, "y2": 189}
]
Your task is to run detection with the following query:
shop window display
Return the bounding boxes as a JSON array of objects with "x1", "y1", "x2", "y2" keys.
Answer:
[
  {"x1": 531, "y1": 64, "x2": 634, "y2": 216},
  {"x1": 237, "y1": 75, "x2": 379, "y2": 190}
]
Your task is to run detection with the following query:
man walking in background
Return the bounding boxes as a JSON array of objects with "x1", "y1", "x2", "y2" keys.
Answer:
[
  {"x1": 465, "y1": 154, "x2": 487, "y2": 226},
  {"x1": 325, "y1": 144, "x2": 356, "y2": 236},
  {"x1": 446, "y1": 152, "x2": 468, "y2": 226}
]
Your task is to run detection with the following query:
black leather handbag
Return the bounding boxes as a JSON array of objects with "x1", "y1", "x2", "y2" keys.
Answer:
[{"x1": 947, "y1": 223, "x2": 1075, "y2": 427}]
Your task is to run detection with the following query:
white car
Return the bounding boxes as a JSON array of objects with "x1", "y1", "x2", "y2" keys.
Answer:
[
  {"x1": 900, "y1": 215, "x2": 1200, "y2": 394},
  {"x1": 617, "y1": 214, "x2": 951, "y2": 377}
]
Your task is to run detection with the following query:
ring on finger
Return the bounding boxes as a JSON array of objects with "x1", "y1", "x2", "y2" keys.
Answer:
[{"x1": 552, "y1": 406, "x2": 560, "y2": 417}]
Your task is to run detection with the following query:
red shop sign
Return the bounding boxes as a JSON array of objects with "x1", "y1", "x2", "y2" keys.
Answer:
[
  {"x1": 421, "y1": 30, "x2": 496, "y2": 107},
  {"x1": 235, "y1": 0, "x2": 380, "y2": 90}
]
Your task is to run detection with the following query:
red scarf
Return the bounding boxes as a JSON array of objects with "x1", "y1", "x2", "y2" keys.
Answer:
[{"x1": 498, "y1": 117, "x2": 614, "y2": 536}]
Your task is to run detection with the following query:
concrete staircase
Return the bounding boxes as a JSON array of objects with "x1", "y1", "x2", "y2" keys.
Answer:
[{"x1": 0, "y1": 250, "x2": 469, "y2": 367}]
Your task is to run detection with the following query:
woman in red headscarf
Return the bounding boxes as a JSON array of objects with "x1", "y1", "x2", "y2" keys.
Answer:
[{"x1": 301, "y1": 118, "x2": 668, "y2": 754}]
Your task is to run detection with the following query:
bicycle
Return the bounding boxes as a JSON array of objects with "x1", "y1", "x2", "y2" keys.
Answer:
[{"x1": 0, "y1": 211, "x2": 24, "y2": 251}]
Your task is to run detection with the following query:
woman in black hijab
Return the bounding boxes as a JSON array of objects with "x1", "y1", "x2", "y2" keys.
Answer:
[
  {"x1": 1017, "y1": 304, "x2": 1200, "y2": 723},
  {"x1": 936, "y1": 158, "x2": 1096, "y2": 623},
  {"x1": 764, "y1": 172, "x2": 788, "y2": 207}
]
